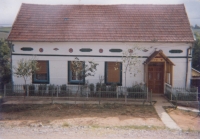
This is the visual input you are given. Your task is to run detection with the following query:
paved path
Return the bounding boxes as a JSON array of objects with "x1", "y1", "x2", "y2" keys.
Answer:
[{"x1": 153, "y1": 96, "x2": 181, "y2": 130}]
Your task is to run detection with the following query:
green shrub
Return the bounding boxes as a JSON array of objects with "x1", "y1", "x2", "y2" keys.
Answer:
[
  {"x1": 188, "y1": 87, "x2": 197, "y2": 92},
  {"x1": 96, "y1": 83, "x2": 101, "y2": 91},
  {"x1": 127, "y1": 85, "x2": 146, "y2": 99},
  {"x1": 89, "y1": 83, "x2": 95, "y2": 97},
  {"x1": 176, "y1": 93, "x2": 197, "y2": 101},
  {"x1": 101, "y1": 83, "x2": 107, "y2": 91},
  {"x1": 48, "y1": 84, "x2": 56, "y2": 96},
  {"x1": 29, "y1": 84, "x2": 35, "y2": 96},
  {"x1": 95, "y1": 83, "x2": 118, "y2": 98},
  {"x1": 89, "y1": 83, "x2": 94, "y2": 91},
  {"x1": 108, "y1": 83, "x2": 117, "y2": 91},
  {"x1": 38, "y1": 84, "x2": 47, "y2": 96},
  {"x1": 60, "y1": 84, "x2": 69, "y2": 96},
  {"x1": 127, "y1": 85, "x2": 143, "y2": 92},
  {"x1": 5, "y1": 83, "x2": 13, "y2": 96},
  {"x1": 96, "y1": 83, "x2": 106, "y2": 91},
  {"x1": 128, "y1": 92, "x2": 147, "y2": 99}
]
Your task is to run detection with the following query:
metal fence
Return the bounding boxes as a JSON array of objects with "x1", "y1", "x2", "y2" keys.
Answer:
[
  {"x1": 164, "y1": 83, "x2": 199, "y2": 101},
  {"x1": 2, "y1": 84, "x2": 149, "y2": 103}
]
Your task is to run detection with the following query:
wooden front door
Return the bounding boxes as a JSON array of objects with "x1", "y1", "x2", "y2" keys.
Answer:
[{"x1": 148, "y1": 63, "x2": 164, "y2": 94}]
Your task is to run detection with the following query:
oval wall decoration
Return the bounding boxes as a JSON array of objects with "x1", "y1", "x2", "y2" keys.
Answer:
[
  {"x1": 169, "y1": 50, "x2": 183, "y2": 53},
  {"x1": 99, "y1": 49, "x2": 103, "y2": 53},
  {"x1": 69, "y1": 48, "x2": 73, "y2": 53},
  {"x1": 109, "y1": 49, "x2": 122, "y2": 52},
  {"x1": 39, "y1": 48, "x2": 43, "y2": 52},
  {"x1": 80, "y1": 48, "x2": 92, "y2": 52},
  {"x1": 53, "y1": 48, "x2": 59, "y2": 51},
  {"x1": 21, "y1": 47, "x2": 33, "y2": 51}
]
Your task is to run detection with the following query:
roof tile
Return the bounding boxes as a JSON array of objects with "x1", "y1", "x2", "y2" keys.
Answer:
[{"x1": 8, "y1": 4, "x2": 194, "y2": 42}]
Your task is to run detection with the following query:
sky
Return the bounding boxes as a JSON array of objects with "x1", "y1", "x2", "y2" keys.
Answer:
[{"x1": 0, "y1": 0, "x2": 200, "y2": 27}]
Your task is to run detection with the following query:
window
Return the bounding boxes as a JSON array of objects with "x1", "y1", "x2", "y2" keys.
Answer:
[
  {"x1": 68, "y1": 61, "x2": 85, "y2": 84},
  {"x1": 169, "y1": 50, "x2": 183, "y2": 53},
  {"x1": 21, "y1": 47, "x2": 33, "y2": 51},
  {"x1": 105, "y1": 62, "x2": 122, "y2": 85},
  {"x1": 109, "y1": 49, "x2": 122, "y2": 52},
  {"x1": 79, "y1": 48, "x2": 92, "y2": 52},
  {"x1": 32, "y1": 61, "x2": 49, "y2": 84}
]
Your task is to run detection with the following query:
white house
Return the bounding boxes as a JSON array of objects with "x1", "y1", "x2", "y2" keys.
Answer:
[{"x1": 7, "y1": 4, "x2": 194, "y2": 94}]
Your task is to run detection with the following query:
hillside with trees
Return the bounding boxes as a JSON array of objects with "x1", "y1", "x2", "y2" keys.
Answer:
[{"x1": 192, "y1": 33, "x2": 200, "y2": 71}]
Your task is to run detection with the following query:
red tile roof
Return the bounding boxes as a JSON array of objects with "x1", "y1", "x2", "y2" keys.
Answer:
[{"x1": 7, "y1": 4, "x2": 194, "y2": 42}]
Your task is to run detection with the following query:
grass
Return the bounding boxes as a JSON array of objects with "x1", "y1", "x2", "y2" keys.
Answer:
[
  {"x1": 0, "y1": 33, "x2": 8, "y2": 39},
  {"x1": 164, "y1": 106, "x2": 198, "y2": 117},
  {"x1": 192, "y1": 28, "x2": 200, "y2": 34},
  {"x1": 0, "y1": 27, "x2": 11, "y2": 32},
  {"x1": 90, "y1": 125, "x2": 166, "y2": 130},
  {"x1": 0, "y1": 27, "x2": 11, "y2": 39},
  {"x1": 183, "y1": 128, "x2": 200, "y2": 133},
  {"x1": 62, "y1": 122, "x2": 70, "y2": 127},
  {"x1": 116, "y1": 125, "x2": 166, "y2": 130}
]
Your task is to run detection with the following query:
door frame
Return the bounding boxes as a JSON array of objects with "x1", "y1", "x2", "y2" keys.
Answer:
[{"x1": 147, "y1": 62, "x2": 165, "y2": 94}]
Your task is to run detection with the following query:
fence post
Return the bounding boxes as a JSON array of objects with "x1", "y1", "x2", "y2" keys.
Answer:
[
  {"x1": 116, "y1": 86, "x2": 118, "y2": 99},
  {"x1": 99, "y1": 89, "x2": 101, "y2": 105},
  {"x1": 125, "y1": 87, "x2": 127, "y2": 103},
  {"x1": 197, "y1": 87, "x2": 199, "y2": 101},
  {"x1": 27, "y1": 85, "x2": 29, "y2": 97},
  {"x1": 146, "y1": 87, "x2": 148, "y2": 101},
  {"x1": 170, "y1": 87, "x2": 172, "y2": 101},
  {"x1": 53, "y1": 85, "x2": 55, "y2": 97},
  {"x1": 51, "y1": 85, "x2": 54, "y2": 104},
  {"x1": 4, "y1": 84, "x2": 6, "y2": 97},
  {"x1": 57, "y1": 85, "x2": 58, "y2": 97},
  {"x1": 87, "y1": 85, "x2": 88, "y2": 98},
  {"x1": 150, "y1": 89, "x2": 152, "y2": 105}
]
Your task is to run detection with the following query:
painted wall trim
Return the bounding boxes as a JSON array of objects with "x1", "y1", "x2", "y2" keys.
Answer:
[{"x1": 12, "y1": 53, "x2": 192, "y2": 59}]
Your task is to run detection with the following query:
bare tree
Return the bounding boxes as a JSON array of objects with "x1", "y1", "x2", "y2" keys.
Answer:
[
  {"x1": 70, "y1": 57, "x2": 98, "y2": 102},
  {"x1": 121, "y1": 46, "x2": 143, "y2": 103}
]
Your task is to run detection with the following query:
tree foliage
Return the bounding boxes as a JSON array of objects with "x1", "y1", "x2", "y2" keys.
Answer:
[
  {"x1": 192, "y1": 33, "x2": 200, "y2": 71},
  {"x1": 71, "y1": 57, "x2": 99, "y2": 82},
  {"x1": 119, "y1": 46, "x2": 143, "y2": 103},
  {"x1": 0, "y1": 39, "x2": 11, "y2": 84},
  {"x1": 122, "y1": 47, "x2": 141, "y2": 82},
  {"x1": 194, "y1": 24, "x2": 200, "y2": 29},
  {"x1": 70, "y1": 57, "x2": 98, "y2": 103},
  {"x1": 14, "y1": 59, "x2": 39, "y2": 85}
]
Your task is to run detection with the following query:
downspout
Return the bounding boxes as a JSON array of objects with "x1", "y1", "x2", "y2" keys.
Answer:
[
  {"x1": 143, "y1": 62, "x2": 147, "y2": 86},
  {"x1": 185, "y1": 45, "x2": 192, "y2": 88},
  {"x1": 143, "y1": 63, "x2": 145, "y2": 84}
]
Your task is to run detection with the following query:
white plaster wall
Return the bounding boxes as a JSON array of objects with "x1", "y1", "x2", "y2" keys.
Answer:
[
  {"x1": 12, "y1": 42, "x2": 192, "y2": 87},
  {"x1": 12, "y1": 42, "x2": 191, "y2": 57}
]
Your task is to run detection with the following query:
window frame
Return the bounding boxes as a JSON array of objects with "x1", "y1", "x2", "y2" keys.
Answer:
[
  {"x1": 68, "y1": 61, "x2": 85, "y2": 84},
  {"x1": 32, "y1": 61, "x2": 49, "y2": 84},
  {"x1": 104, "y1": 62, "x2": 122, "y2": 86}
]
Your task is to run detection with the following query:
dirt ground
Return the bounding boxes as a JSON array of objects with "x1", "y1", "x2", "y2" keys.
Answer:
[
  {"x1": 0, "y1": 103, "x2": 199, "y2": 131},
  {"x1": 165, "y1": 107, "x2": 200, "y2": 131},
  {"x1": 0, "y1": 103, "x2": 164, "y2": 128},
  {"x1": 0, "y1": 104, "x2": 200, "y2": 139}
]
